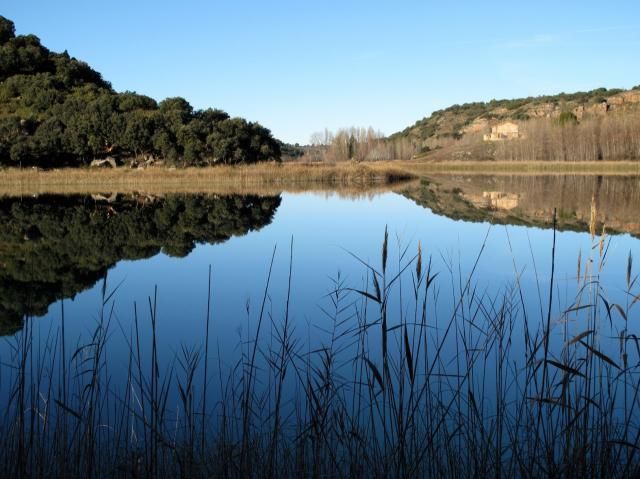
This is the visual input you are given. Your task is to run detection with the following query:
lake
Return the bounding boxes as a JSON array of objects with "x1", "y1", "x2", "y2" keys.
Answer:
[{"x1": 1, "y1": 173, "x2": 639, "y2": 477}]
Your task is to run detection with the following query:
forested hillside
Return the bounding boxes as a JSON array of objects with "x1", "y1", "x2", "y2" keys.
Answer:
[{"x1": 0, "y1": 16, "x2": 281, "y2": 167}]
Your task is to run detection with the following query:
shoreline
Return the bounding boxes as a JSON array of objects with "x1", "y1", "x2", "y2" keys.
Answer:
[
  {"x1": 1, "y1": 160, "x2": 639, "y2": 196},
  {"x1": 0, "y1": 162, "x2": 417, "y2": 197},
  {"x1": 403, "y1": 159, "x2": 640, "y2": 175}
]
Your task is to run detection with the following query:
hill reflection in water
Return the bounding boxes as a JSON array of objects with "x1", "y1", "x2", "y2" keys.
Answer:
[{"x1": 405, "y1": 174, "x2": 640, "y2": 236}]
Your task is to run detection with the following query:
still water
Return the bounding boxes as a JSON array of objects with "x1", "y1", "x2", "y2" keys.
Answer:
[
  {"x1": 2, "y1": 175, "x2": 638, "y2": 335},
  {"x1": 1, "y1": 174, "x2": 639, "y2": 412}
]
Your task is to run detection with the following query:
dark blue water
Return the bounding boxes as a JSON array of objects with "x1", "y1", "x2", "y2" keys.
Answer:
[
  {"x1": 1, "y1": 177, "x2": 639, "y2": 439},
  {"x1": 0, "y1": 186, "x2": 636, "y2": 358}
]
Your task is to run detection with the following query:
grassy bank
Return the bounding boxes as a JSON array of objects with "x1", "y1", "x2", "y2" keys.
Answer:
[
  {"x1": 0, "y1": 162, "x2": 415, "y2": 196},
  {"x1": 404, "y1": 159, "x2": 640, "y2": 175},
  {"x1": 1, "y1": 222, "x2": 639, "y2": 477},
  {"x1": 2, "y1": 160, "x2": 640, "y2": 197}
]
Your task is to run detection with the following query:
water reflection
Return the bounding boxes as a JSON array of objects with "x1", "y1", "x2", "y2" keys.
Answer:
[
  {"x1": 2, "y1": 174, "x2": 639, "y2": 336},
  {"x1": 0, "y1": 193, "x2": 281, "y2": 334},
  {"x1": 0, "y1": 177, "x2": 638, "y2": 476},
  {"x1": 404, "y1": 174, "x2": 640, "y2": 236}
]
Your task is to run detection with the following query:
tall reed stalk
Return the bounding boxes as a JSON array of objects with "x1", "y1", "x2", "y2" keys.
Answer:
[{"x1": 0, "y1": 221, "x2": 639, "y2": 478}]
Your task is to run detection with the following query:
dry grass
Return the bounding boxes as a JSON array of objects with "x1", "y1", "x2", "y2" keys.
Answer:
[
  {"x1": 402, "y1": 159, "x2": 640, "y2": 175},
  {"x1": 2, "y1": 160, "x2": 638, "y2": 198},
  {"x1": 0, "y1": 162, "x2": 416, "y2": 197}
]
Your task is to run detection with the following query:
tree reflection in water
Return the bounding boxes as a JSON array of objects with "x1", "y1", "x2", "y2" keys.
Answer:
[{"x1": 0, "y1": 193, "x2": 281, "y2": 335}]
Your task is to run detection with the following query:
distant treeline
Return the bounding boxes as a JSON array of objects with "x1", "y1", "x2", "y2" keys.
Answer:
[
  {"x1": 0, "y1": 16, "x2": 281, "y2": 167},
  {"x1": 306, "y1": 127, "x2": 420, "y2": 162}
]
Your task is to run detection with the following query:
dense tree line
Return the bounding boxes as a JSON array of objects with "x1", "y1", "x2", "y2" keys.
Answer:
[
  {"x1": 0, "y1": 193, "x2": 281, "y2": 334},
  {"x1": 0, "y1": 16, "x2": 280, "y2": 167}
]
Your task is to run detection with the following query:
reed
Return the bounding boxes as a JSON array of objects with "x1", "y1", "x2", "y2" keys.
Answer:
[
  {"x1": 2, "y1": 159, "x2": 640, "y2": 198},
  {"x1": 0, "y1": 162, "x2": 416, "y2": 197},
  {"x1": 403, "y1": 159, "x2": 640, "y2": 175},
  {"x1": 0, "y1": 222, "x2": 639, "y2": 478}
]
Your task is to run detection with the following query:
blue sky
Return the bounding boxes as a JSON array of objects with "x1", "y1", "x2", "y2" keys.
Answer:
[{"x1": 3, "y1": 1, "x2": 640, "y2": 144}]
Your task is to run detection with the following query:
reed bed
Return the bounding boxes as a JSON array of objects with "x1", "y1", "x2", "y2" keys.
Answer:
[
  {"x1": 0, "y1": 179, "x2": 420, "y2": 201},
  {"x1": 0, "y1": 162, "x2": 415, "y2": 197},
  {"x1": 404, "y1": 159, "x2": 640, "y2": 176},
  {"x1": 2, "y1": 160, "x2": 640, "y2": 197},
  {"x1": 0, "y1": 213, "x2": 639, "y2": 478}
]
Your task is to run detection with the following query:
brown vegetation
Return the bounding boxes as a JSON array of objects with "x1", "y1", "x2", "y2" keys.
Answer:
[
  {"x1": 0, "y1": 161, "x2": 417, "y2": 197},
  {"x1": 394, "y1": 86, "x2": 640, "y2": 146},
  {"x1": 306, "y1": 127, "x2": 420, "y2": 162},
  {"x1": 403, "y1": 173, "x2": 640, "y2": 237},
  {"x1": 494, "y1": 110, "x2": 640, "y2": 161},
  {"x1": 403, "y1": 160, "x2": 640, "y2": 175},
  {"x1": 301, "y1": 103, "x2": 640, "y2": 164},
  {"x1": 3, "y1": 159, "x2": 640, "y2": 197}
]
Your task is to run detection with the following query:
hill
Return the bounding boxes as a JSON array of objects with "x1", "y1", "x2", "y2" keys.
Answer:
[
  {"x1": 392, "y1": 86, "x2": 640, "y2": 162},
  {"x1": 0, "y1": 16, "x2": 281, "y2": 168}
]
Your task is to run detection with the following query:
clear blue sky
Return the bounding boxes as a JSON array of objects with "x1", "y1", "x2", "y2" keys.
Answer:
[{"x1": 3, "y1": 1, "x2": 640, "y2": 144}]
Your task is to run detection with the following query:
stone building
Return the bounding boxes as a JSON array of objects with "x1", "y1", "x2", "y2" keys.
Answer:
[{"x1": 483, "y1": 121, "x2": 521, "y2": 141}]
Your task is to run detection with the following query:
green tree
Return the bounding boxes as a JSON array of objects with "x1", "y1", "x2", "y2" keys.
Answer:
[
  {"x1": 0, "y1": 16, "x2": 281, "y2": 167},
  {"x1": 0, "y1": 16, "x2": 16, "y2": 44}
]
